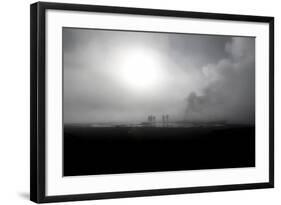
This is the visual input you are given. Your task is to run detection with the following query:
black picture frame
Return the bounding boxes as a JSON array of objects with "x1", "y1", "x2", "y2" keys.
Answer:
[{"x1": 30, "y1": 1, "x2": 274, "y2": 203}]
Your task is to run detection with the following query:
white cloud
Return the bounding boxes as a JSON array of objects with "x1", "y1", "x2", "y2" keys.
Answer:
[{"x1": 185, "y1": 37, "x2": 255, "y2": 124}]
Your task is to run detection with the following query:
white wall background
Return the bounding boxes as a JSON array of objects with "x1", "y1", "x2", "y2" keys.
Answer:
[{"x1": 0, "y1": 0, "x2": 279, "y2": 204}]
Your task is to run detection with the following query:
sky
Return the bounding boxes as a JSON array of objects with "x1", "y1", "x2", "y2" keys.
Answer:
[{"x1": 63, "y1": 27, "x2": 255, "y2": 125}]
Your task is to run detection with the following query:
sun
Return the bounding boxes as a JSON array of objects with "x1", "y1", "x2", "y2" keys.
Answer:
[{"x1": 118, "y1": 48, "x2": 163, "y2": 91}]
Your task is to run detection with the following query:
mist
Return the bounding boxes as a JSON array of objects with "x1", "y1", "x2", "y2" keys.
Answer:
[
  {"x1": 185, "y1": 37, "x2": 255, "y2": 124},
  {"x1": 63, "y1": 28, "x2": 255, "y2": 125}
]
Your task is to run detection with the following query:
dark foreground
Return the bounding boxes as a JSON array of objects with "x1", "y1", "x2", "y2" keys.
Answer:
[{"x1": 64, "y1": 125, "x2": 255, "y2": 176}]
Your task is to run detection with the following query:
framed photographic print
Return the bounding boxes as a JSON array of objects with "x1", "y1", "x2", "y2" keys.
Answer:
[{"x1": 30, "y1": 2, "x2": 274, "y2": 203}]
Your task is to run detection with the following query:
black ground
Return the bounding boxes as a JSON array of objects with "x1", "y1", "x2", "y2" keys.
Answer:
[{"x1": 64, "y1": 125, "x2": 255, "y2": 176}]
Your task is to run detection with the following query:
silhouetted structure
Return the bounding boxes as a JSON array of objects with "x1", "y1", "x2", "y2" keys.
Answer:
[
  {"x1": 147, "y1": 115, "x2": 156, "y2": 126},
  {"x1": 162, "y1": 114, "x2": 169, "y2": 127}
]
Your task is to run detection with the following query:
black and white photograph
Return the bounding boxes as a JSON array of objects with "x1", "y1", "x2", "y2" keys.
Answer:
[
  {"x1": 63, "y1": 28, "x2": 256, "y2": 176},
  {"x1": 29, "y1": 2, "x2": 274, "y2": 203}
]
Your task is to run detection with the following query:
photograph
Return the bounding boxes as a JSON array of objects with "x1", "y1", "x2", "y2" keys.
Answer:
[
  {"x1": 63, "y1": 27, "x2": 256, "y2": 176},
  {"x1": 30, "y1": 2, "x2": 274, "y2": 202}
]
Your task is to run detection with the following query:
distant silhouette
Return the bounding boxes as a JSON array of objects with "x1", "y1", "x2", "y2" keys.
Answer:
[
  {"x1": 148, "y1": 115, "x2": 152, "y2": 123},
  {"x1": 147, "y1": 115, "x2": 155, "y2": 126},
  {"x1": 162, "y1": 114, "x2": 169, "y2": 127}
]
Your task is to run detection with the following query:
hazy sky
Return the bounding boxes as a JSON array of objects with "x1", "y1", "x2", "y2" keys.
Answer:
[{"x1": 63, "y1": 28, "x2": 255, "y2": 124}]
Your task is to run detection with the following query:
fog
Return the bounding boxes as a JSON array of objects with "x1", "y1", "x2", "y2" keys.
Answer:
[
  {"x1": 185, "y1": 38, "x2": 255, "y2": 124},
  {"x1": 63, "y1": 28, "x2": 255, "y2": 125}
]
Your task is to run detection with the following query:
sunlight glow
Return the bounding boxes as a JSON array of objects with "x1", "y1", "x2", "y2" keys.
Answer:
[{"x1": 118, "y1": 48, "x2": 163, "y2": 91}]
